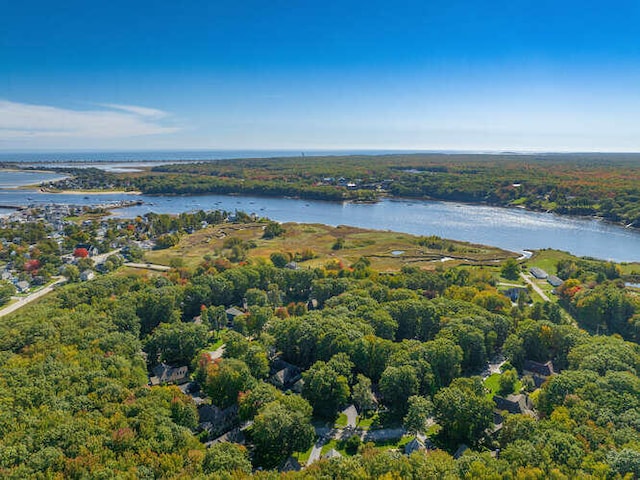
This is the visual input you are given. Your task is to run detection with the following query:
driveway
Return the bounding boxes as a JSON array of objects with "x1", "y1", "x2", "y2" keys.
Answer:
[{"x1": 520, "y1": 272, "x2": 550, "y2": 302}]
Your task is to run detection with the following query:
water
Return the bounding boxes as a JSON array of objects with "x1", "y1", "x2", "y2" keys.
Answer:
[
  {"x1": 0, "y1": 149, "x2": 426, "y2": 164},
  {"x1": 1, "y1": 153, "x2": 639, "y2": 262},
  {"x1": 111, "y1": 194, "x2": 640, "y2": 263},
  {"x1": 0, "y1": 170, "x2": 67, "y2": 188}
]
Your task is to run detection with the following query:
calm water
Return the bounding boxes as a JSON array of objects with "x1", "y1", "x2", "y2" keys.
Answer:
[
  {"x1": 0, "y1": 170, "x2": 67, "y2": 188},
  {"x1": 0, "y1": 163, "x2": 639, "y2": 262}
]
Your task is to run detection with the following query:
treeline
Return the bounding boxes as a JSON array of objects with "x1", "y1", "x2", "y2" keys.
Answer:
[{"x1": 131, "y1": 174, "x2": 377, "y2": 202}]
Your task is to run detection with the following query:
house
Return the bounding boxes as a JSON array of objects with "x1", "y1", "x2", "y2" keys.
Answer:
[
  {"x1": 493, "y1": 394, "x2": 535, "y2": 416},
  {"x1": 284, "y1": 261, "x2": 298, "y2": 270},
  {"x1": 404, "y1": 437, "x2": 426, "y2": 455},
  {"x1": 523, "y1": 360, "x2": 555, "y2": 388},
  {"x1": 198, "y1": 404, "x2": 239, "y2": 438},
  {"x1": 547, "y1": 275, "x2": 564, "y2": 287},
  {"x1": 80, "y1": 270, "x2": 95, "y2": 281},
  {"x1": 269, "y1": 359, "x2": 302, "y2": 390},
  {"x1": 523, "y1": 360, "x2": 555, "y2": 377},
  {"x1": 322, "y1": 449, "x2": 343, "y2": 460},
  {"x1": 149, "y1": 363, "x2": 189, "y2": 385},
  {"x1": 529, "y1": 267, "x2": 548, "y2": 279},
  {"x1": 75, "y1": 243, "x2": 99, "y2": 257},
  {"x1": 281, "y1": 456, "x2": 302, "y2": 472},
  {"x1": 502, "y1": 287, "x2": 528, "y2": 302},
  {"x1": 291, "y1": 378, "x2": 305, "y2": 394},
  {"x1": 15, "y1": 280, "x2": 30, "y2": 293},
  {"x1": 225, "y1": 307, "x2": 245, "y2": 324},
  {"x1": 207, "y1": 427, "x2": 245, "y2": 447},
  {"x1": 453, "y1": 444, "x2": 469, "y2": 459}
]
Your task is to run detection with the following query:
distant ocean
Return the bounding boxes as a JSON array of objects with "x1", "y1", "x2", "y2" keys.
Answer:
[
  {"x1": 2, "y1": 150, "x2": 639, "y2": 165},
  {"x1": 0, "y1": 150, "x2": 440, "y2": 164}
]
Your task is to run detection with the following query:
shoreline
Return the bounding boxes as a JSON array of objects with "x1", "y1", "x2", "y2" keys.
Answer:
[{"x1": 39, "y1": 188, "x2": 142, "y2": 195}]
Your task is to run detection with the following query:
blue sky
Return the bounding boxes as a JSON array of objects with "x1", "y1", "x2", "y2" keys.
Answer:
[{"x1": 2, "y1": 0, "x2": 640, "y2": 151}]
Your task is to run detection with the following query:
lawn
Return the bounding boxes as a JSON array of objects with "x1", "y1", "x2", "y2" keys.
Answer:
[
  {"x1": 334, "y1": 413, "x2": 348, "y2": 428},
  {"x1": 484, "y1": 372, "x2": 523, "y2": 399},
  {"x1": 526, "y1": 249, "x2": 575, "y2": 276},
  {"x1": 294, "y1": 445, "x2": 314, "y2": 465},
  {"x1": 357, "y1": 413, "x2": 378, "y2": 430}
]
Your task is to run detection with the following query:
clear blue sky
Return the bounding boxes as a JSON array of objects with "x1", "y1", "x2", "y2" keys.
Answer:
[{"x1": 2, "y1": 0, "x2": 640, "y2": 151}]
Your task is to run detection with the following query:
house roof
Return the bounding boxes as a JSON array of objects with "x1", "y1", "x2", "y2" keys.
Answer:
[
  {"x1": 150, "y1": 363, "x2": 188, "y2": 384},
  {"x1": 523, "y1": 360, "x2": 555, "y2": 377},
  {"x1": 547, "y1": 275, "x2": 564, "y2": 287},
  {"x1": 225, "y1": 307, "x2": 244, "y2": 317},
  {"x1": 323, "y1": 449, "x2": 343, "y2": 459},
  {"x1": 404, "y1": 437, "x2": 426, "y2": 455},
  {"x1": 529, "y1": 267, "x2": 548, "y2": 279},
  {"x1": 453, "y1": 444, "x2": 469, "y2": 459},
  {"x1": 493, "y1": 394, "x2": 535, "y2": 416}
]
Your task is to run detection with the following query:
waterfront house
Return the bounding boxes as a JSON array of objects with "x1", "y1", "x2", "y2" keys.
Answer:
[
  {"x1": 547, "y1": 275, "x2": 564, "y2": 287},
  {"x1": 529, "y1": 267, "x2": 548, "y2": 279}
]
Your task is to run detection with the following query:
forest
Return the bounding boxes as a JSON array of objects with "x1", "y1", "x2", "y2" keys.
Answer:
[{"x1": 0, "y1": 213, "x2": 639, "y2": 478}]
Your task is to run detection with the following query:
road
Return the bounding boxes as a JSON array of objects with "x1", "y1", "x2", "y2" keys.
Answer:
[
  {"x1": 124, "y1": 262, "x2": 172, "y2": 272},
  {"x1": 520, "y1": 272, "x2": 550, "y2": 302},
  {"x1": 0, "y1": 277, "x2": 66, "y2": 318},
  {"x1": 93, "y1": 248, "x2": 122, "y2": 264}
]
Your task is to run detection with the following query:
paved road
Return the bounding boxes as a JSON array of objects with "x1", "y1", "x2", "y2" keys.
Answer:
[
  {"x1": 0, "y1": 277, "x2": 65, "y2": 318},
  {"x1": 520, "y1": 272, "x2": 550, "y2": 302},
  {"x1": 124, "y1": 262, "x2": 171, "y2": 272},
  {"x1": 341, "y1": 405, "x2": 358, "y2": 429},
  {"x1": 93, "y1": 248, "x2": 123, "y2": 264}
]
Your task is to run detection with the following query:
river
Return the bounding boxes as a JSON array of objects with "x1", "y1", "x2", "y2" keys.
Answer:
[{"x1": 0, "y1": 170, "x2": 639, "y2": 262}]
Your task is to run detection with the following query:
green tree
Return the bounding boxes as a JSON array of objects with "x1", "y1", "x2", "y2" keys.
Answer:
[
  {"x1": 379, "y1": 364, "x2": 419, "y2": 415},
  {"x1": 144, "y1": 322, "x2": 209, "y2": 366},
  {"x1": 501, "y1": 258, "x2": 520, "y2": 281},
  {"x1": 270, "y1": 252, "x2": 289, "y2": 268},
  {"x1": 203, "y1": 442, "x2": 252, "y2": 475},
  {"x1": 302, "y1": 357, "x2": 351, "y2": 417},
  {"x1": 498, "y1": 368, "x2": 519, "y2": 395},
  {"x1": 204, "y1": 358, "x2": 256, "y2": 408},
  {"x1": 403, "y1": 395, "x2": 433, "y2": 434},
  {"x1": 251, "y1": 398, "x2": 315, "y2": 468},
  {"x1": 433, "y1": 377, "x2": 493, "y2": 447},
  {"x1": 0, "y1": 281, "x2": 15, "y2": 305},
  {"x1": 263, "y1": 221, "x2": 285, "y2": 239},
  {"x1": 352, "y1": 374, "x2": 376, "y2": 414}
]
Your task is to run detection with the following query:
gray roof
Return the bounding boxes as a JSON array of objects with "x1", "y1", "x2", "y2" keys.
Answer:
[
  {"x1": 322, "y1": 449, "x2": 343, "y2": 459},
  {"x1": 404, "y1": 437, "x2": 426, "y2": 455},
  {"x1": 529, "y1": 267, "x2": 548, "y2": 279}
]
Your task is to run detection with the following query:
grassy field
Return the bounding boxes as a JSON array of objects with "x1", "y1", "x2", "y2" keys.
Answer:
[
  {"x1": 525, "y1": 249, "x2": 574, "y2": 276},
  {"x1": 145, "y1": 222, "x2": 518, "y2": 272},
  {"x1": 484, "y1": 372, "x2": 523, "y2": 399}
]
